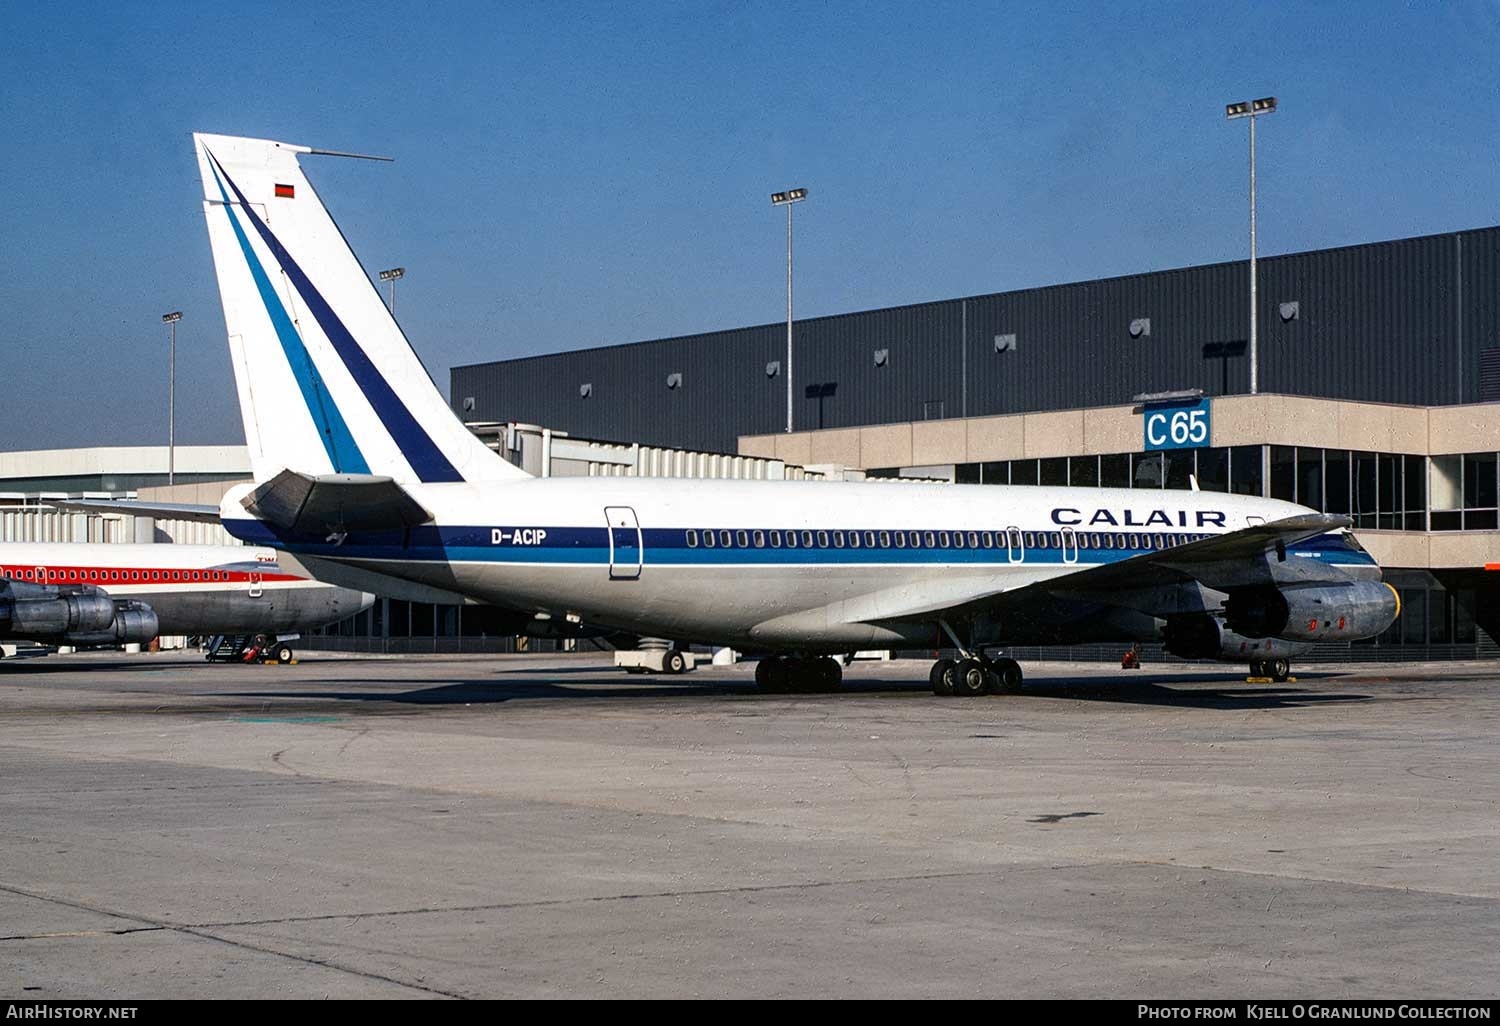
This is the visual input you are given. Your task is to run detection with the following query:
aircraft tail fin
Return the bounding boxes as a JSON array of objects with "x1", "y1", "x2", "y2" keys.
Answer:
[{"x1": 192, "y1": 132, "x2": 527, "y2": 485}]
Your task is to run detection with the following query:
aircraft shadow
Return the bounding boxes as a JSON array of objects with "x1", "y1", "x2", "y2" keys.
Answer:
[
  {"x1": 229, "y1": 680, "x2": 772, "y2": 705},
  {"x1": 225, "y1": 669, "x2": 1367, "y2": 710},
  {"x1": 1006, "y1": 679, "x2": 1372, "y2": 709},
  {"x1": 0, "y1": 659, "x2": 203, "y2": 674}
]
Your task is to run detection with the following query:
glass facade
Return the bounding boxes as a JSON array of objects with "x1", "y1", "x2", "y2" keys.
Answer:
[
  {"x1": 938, "y1": 445, "x2": 1500, "y2": 535},
  {"x1": 305, "y1": 598, "x2": 586, "y2": 655}
]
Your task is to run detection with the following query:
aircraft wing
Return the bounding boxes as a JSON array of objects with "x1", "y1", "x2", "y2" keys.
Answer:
[
  {"x1": 47, "y1": 498, "x2": 223, "y2": 523},
  {"x1": 866, "y1": 513, "x2": 1356, "y2": 624},
  {"x1": 243, "y1": 469, "x2": 432, "y2": 535}
]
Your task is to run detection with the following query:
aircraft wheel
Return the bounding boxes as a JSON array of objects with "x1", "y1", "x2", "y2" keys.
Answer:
[
  {"x1": 1269, "y1": 658, "x2": 1291, "y2": 682},
  {"x1": 953, "y1": 658, "x2": 990, "y2": 697},
  {"x1": 990, "y1": 658, "x2": 1023, "y2": 695},
  {"x1": 786, "y1": 659, "x2": 822, "y2": 694},
  {"x1": 930, "y1": 658, "x2": 956, "y2": 697},
  {"x1": 754, "y1": 658, "x2": 773, "y2": 690},
  {"x1": 757, "y1": 657, "x2": 791, "y2": 694},
  {"x1": 815, "y1": 655, "x2": 843, "y2": 692},
  {"x1": 1249, "y1": 658, "x2": 1267, "y2": 679},
  {"x1": 663, "y1": 649, "x2": 687, "y2": 675}
]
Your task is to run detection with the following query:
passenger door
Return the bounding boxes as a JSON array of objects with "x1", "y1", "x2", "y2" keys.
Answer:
[{"x1": 605, "y1": 506, "x2": 643, "y2": 580}]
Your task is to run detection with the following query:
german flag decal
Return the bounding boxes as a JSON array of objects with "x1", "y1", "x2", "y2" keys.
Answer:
[{"x1": 274, "y1": 183, "x2": 295, "y2": 198}]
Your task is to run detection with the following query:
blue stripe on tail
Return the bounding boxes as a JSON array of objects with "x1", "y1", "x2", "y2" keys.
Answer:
[
  {"x1": 206, "y1": 152, "x2": 370, "y2": 474},
  {"x1": 211, "y1": 158, "x2": 464, "y2": 484}
]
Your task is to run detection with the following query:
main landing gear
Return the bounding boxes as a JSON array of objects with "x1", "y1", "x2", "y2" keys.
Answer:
[
  {"x1": 1249, "y1": 657, "x2": 1291, "y2": 682},
  {"x1": 929, "y1": 654, "x2": 1023, "y2": 697},
  {"x1": 754, "y1": 655, "x2": 843, "y2": 694},
  {"x1": 929, "y1": 618, "x2": 1023, "y2": 697}
]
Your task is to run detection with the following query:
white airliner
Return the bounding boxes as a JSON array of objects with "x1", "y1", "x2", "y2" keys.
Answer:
[
  {"x1": 0, "y1": 542, "x2": 373, "y2": 661},
  {"x1": 143, "y1": 132, "x2": 1398, "y2": 695}
]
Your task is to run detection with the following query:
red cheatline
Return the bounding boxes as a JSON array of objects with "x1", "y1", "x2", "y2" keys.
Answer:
[
  {"x1": 1486, "y1": 563, "x2": 1500, "y2": 571},
  {"x1": 274, "y1": 183, "x2": 295, "y2": 198}
]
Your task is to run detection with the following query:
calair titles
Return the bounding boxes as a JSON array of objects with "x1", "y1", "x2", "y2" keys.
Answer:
[{"x1": 1051, "y1": 507, "x2": 1228, "y2": 528}]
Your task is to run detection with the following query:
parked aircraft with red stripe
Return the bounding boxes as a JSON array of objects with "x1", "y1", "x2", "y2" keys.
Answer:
[{"x1": 0, "y1": 542, "x2": 373, "y2": 658}]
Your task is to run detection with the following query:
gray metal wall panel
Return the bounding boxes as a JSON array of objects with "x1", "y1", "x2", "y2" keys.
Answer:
[
  {"x1": 452, "y1": 225, "x2": 1500, "y2": 451},
  {"x1": 1462, "y1": 228, "x2": 1500, "y2": 403},
  {"x1": 793, "y1": 300, "x2": 965, "y2": 430}
]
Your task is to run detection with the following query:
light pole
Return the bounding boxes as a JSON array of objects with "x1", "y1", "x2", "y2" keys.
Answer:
[
  {"x1": 1225, "y1": 96, "x2": 1276, "y2": 395},
  {"x1": 161, "y1": 311, "x2": 182, "y2": 486},
  {"x1": 379, "y1": 266, "x2": 405, "y2": 314},
  {"x1": 770, "y1": 188, "x2": 807, "y2": 433}
]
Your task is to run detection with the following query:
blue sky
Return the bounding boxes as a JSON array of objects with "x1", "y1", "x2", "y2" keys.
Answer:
[{"x1": 1, "y1": 0, "x2": 1496, "y2": 449}]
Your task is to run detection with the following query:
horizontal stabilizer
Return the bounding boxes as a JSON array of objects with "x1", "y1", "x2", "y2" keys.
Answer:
[
  {"x1": 243, "y1": 469, "x2": 431, "y2": 535},
  {"x1": 48, "y1": 498, "x2": 223, "y2": 524},
  {"x1": 289, "y1": 553, "x2": 474, "y2": 605}
]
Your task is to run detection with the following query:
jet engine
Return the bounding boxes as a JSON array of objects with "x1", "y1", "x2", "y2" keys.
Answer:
[
  {"x1": 1163, "y1": 614, "x2": 1307, "y2": 661},
  {"x1": 0, "y1": 579, "x2": 159, "y2": 647},
  {"x1": 0, "y1": 580, "x2": 117, "y2": 636},
  {"x1": 66, "y1": 602, "x2": 161, "y2": 647},
  {"x1": 1223, "y1": 582, "x2": 1400, "y2": 642}
]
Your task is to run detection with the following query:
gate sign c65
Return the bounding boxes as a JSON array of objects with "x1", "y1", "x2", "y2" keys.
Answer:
[{"x1": 1143, "y1": 397, "x2": 1211, "y2": 452}]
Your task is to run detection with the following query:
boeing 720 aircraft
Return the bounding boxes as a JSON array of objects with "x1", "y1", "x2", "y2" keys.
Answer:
[
  {"x1": 179, "y1": 132, "x2": 1398, "y2": 696},
  {"x1": 0, "y1": 542, "x2": 373, "y2": 661}
]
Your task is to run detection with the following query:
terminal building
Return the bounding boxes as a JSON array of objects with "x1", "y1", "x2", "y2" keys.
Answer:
[{"x1": 453, "y1": 224, "x2": 1500, "y2": 660}]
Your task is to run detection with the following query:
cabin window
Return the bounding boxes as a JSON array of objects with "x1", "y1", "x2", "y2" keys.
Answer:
[
  {"x1": 953, "y1": 532, "x2": 965, "y2": 548},
  {"x1": 907, "y1": 531, "x2": 920, "y2": 548},
  {"x1": 686, "y1": 530, "x2": 698, "y2": 547},
  {"x1": 894, "y1": 532, "x2": 906, "y2": 548},
  {"x1": 981, "y1": 531, "x2": 994, "y2": 548},
  {"x1": 716, "y1": 530, "x2": 729, "y2": 548},
  {"x1": 817, "y1": 531, "x2": 829, "y2": 548},
  {"x1": 704, "y1": 531, "x2": 716, "y2": 547},
  {"x1": 802, "y1": 531, "x2": 815, "y2": 548},
  {"x1": 967, "y1": 532, "x2": 979, "y2": 548},
  {"x1": 736, "y1": 530, "x2": 749, "y2": 548},
  {"x1": 849, "y1": 532, "x2": 862, "y2": 548},
  {"x1": 923, "y1": 531, "x2": 936, "y2": 548},
  {"x1": 785, "y1": 531, "x2": 797, "y2": 548},
  {"x1": 832, "y1": 531, "x2": 845, "y2": 548},
  {"x1": 864, "y1": 531, "x2": 877, "y2": 547},
  {"x1": 1023, "y1": 532, "x2": 1036, "y2": 548},
  {"x1": 753, "y1": 530, "x2": 765, "y2": 548},
  {"x1": 769, "y1": 531, "x2": 781, "y2": 547},
  {"x1": 1153, "y1": 534, "x2": 1166, "y2": 550},
  {"x1": 936, "y1": 531, "x2": 949, "y2": 547}
]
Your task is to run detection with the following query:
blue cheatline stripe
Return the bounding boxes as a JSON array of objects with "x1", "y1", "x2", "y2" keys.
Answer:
[
  {"x1": 205, "y1": 152, "x2": 370, "y2": 475},
  {"x1": 210, "y1": 158, "x2": 463, "y2": 484},
  {"x1": 221, "y1": 520, "x2": 1378, "y2": 570}
]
